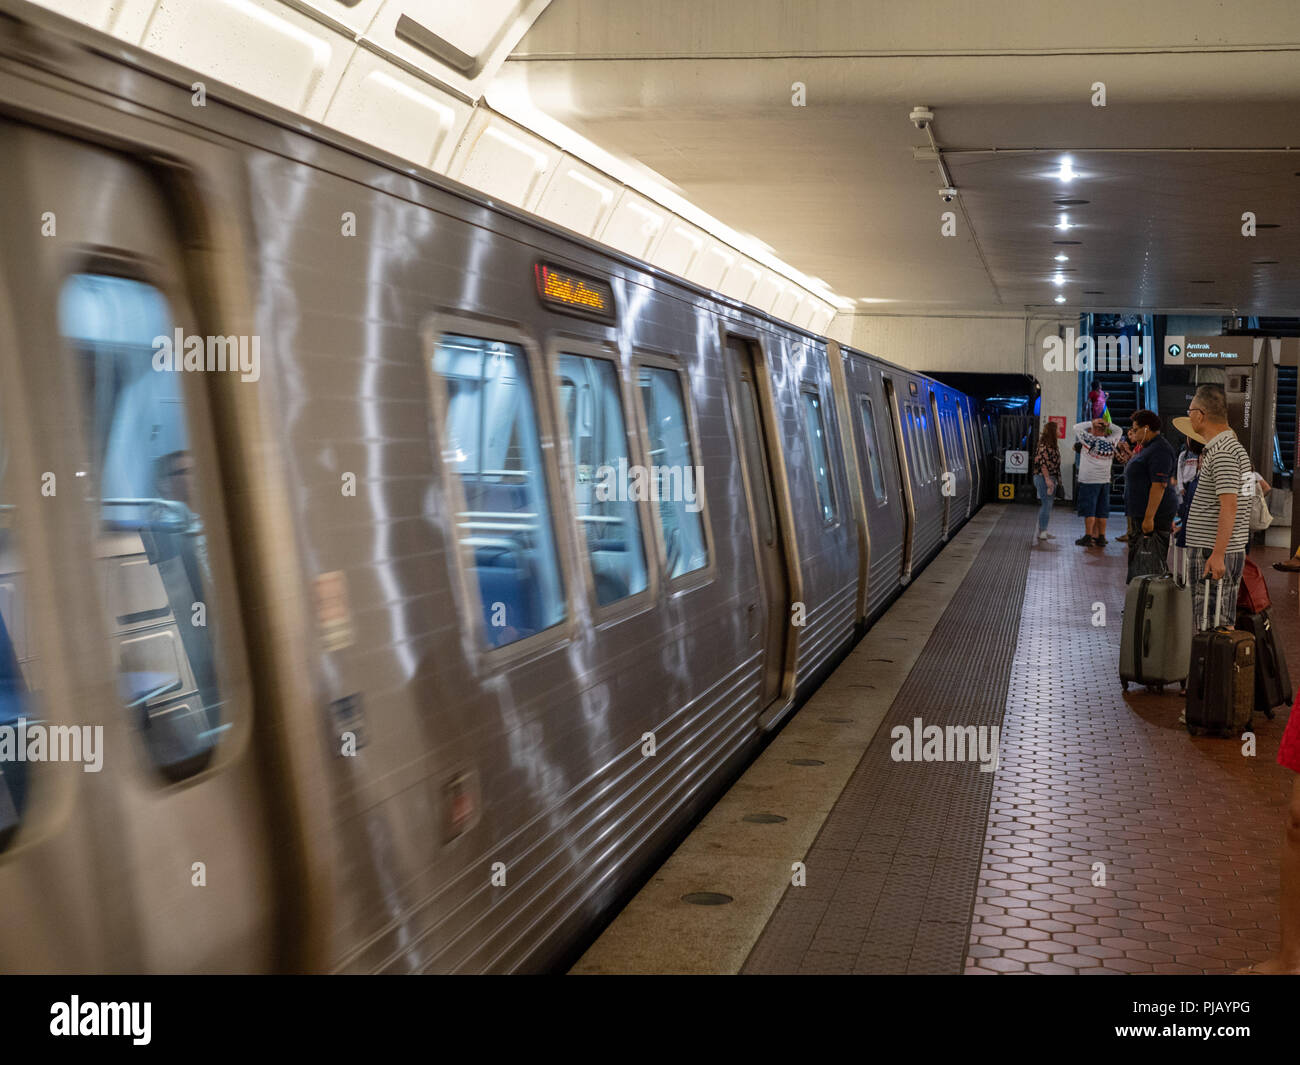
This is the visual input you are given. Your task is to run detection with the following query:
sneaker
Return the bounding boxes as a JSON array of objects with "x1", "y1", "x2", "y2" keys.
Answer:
[
  {"x1": 1042, "y1": 531, "x2": 1056, "y2": 539},
  {"x1": 1038, "y1": 530, "x2": 1049, "y2": 540},
  {"x1": 1075, "y1": 534, "x2": 1095, "y2": 546},
  {"x1": 1094, "y1": 535, "x2": 1108, "y2": 545},
  {"x1": 1116, "y1": 533, "x2": 1130, "y2": 543}
]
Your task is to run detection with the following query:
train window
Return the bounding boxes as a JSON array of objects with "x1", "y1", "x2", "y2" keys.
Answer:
[
  {"x1": 943, "y1": 411, "x2": 960, "y2": 471},
  {"x1": 909, "y1": 405, "x2": 929, "y2": 483},
  {"x1": 556, "y1": 353, "x2": 649, "y2": 606},
  {"x1": 636, "y1": 365, "x2": 708, "y2": 578},
  {"x1": 859, "y1": 398, "x2": 887, "y2": 503},
  {"x1": 800, "y1": 390, "x2": 836, "y2": 523},
  {"x1": 0, "y1": 416, "x2": 32, "y2": 850},
  {"x1": 59, "y1": 273, "x2": 228, "y2": 781},
  {"x1": 432, "y1": 334, "x2": 566, "y2": 647},
  {"x1": 922, "y1": 408, "x2": 941, "y2": 478}
]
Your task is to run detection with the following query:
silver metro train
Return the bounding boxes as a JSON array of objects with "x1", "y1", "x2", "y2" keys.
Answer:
[{"x1": 0, "y1": 4, "x2": 988, "y2": 972}]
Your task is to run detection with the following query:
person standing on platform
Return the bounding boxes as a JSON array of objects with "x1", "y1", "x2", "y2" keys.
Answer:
[
  {"x1": 1032, "y1": 422, "x2": 1061, "y2": 541},
  {"x1": 1072, "y1": 416, "x2": 1123, "y2": 547},
  {"x1": 1114, "y1": 426, "x2": 1140, "y2": 542},
  {"x1": 1183, "y1": 385, "x2": 1252, "y2": 630},
  {"x1": 1122, "y1": 410, "x2": 1177, "y2": 577},
  {"x1": 1168, "y1": 416, "x2": 1207, "y2": 578}
]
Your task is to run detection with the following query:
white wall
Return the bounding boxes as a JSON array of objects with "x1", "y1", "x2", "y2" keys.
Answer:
[{"x1": 831, "y1": 313, "x2": 1028, "y2": 375}]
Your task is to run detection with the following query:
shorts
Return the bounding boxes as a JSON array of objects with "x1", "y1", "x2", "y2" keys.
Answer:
[
  {"x1": 1280, "y1": 694, "x2": 1300, "y2": 773},
  {"x1": 1186, "y1": 547, "x2": 1245, "y2": 631},
  {"x1": 1076, "y1": 481, "x2": 1110, "y2": 519}
]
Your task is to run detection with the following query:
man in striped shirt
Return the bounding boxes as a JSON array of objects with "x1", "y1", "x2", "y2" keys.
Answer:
[{"x1": 1183, "y1": 384, "x2": 1253, "y2": 630}]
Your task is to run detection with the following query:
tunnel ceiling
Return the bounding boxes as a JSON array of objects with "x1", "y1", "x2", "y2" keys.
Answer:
[{"x1": 498, "y1": 0, "x2": 1300, "y2": 317}]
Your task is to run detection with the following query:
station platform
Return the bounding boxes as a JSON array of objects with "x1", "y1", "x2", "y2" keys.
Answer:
[{"x1": 571, "y1": 504, "x2": 1297, "y2": 975}]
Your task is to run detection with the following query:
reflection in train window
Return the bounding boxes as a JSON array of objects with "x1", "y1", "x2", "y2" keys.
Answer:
[
  {"x1": 859, "y1": 398, "x2": 887, "y2": 503},
  {"x1": 0, "y1": 417, "x2": 33, "y2": 850},
  {"x1": 800, "y1": 390, "x2": 836, "y2": 523},
  {"x1": 59, "y1": 274, "x2": 227, "y2": 781},
  {"x1": 433, "y1": 335, "x2": 566, "y2": 647},
  {"x1": 637, "y1": 366, "x2": 708, "y2": 578},
  {"x1": 556, "y1": 353, "x2": 648, "y2": 606}
]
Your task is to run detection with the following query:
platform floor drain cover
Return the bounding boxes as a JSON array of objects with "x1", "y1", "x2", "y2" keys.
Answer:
[
  {"x1": 787, "y1": 758, "x2": 825, "y2": 766},
  {"x1": 821, "y1": 716, "x2": 854, "y2": 724},
  {"x1": 682, "y1": 892, "x2": 733, "y2": 906},
  {"x1": 742, "y1": 813, "x2": 788, "y2": 824}
]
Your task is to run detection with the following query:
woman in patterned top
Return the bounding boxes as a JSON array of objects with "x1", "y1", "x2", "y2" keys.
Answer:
[{"x1": 1032, "y1": 422, "x2": 1061, "y2": 541}]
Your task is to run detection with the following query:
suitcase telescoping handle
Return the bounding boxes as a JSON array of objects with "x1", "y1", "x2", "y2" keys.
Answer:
[{"x1": 1201, "y1": 574, "x2": 1226, "y2": 630}]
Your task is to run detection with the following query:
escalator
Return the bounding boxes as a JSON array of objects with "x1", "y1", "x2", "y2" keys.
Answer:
[{"x1": 1276, "y1": 365, "x2": 1297, "y2": 475}]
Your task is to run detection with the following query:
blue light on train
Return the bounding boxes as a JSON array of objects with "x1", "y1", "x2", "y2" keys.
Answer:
[{"x1": 1033, "y1": 396, "x2": 1041, "y2": 416}]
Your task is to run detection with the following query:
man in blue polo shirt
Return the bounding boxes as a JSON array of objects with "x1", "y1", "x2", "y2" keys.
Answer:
[{"x1": 1123, "y1": 409, "x2": 1177, "y2": 580}]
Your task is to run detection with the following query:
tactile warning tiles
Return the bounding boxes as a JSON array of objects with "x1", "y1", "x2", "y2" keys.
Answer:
[
  {"x1": 569, "y1": 510, "x2": 1004, "y2": 974},
  {"x1": 965, "y1": 530, "x2": 1295, "y2": 974},
  {"x1": 743, "y1": 504, "x2": 1038, "y2": 973}
]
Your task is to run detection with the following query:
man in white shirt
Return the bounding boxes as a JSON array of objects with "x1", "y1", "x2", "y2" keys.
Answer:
[{"x1": 1072, "y1": 417, "x2": 1124, "y2": 547}]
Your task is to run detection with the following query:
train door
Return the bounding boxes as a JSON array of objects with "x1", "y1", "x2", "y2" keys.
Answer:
[
  {"x1": 929, "y1": 390, "x2": 951, "y2": 538},
  {"x1": 846, "y1": 354, "x2": 904, "y2": 596},
  {"x1": 882, "y1": 377, "x2": 916, "y2": 581},
  {"x1": 0, "y1": 122, "x2": 277, "y2": 971},
  {"x1": 959, "y1": 401, "x2": 980, "y2": 511},
  {"x1": 723, "y1": 335, "x2": 792, "y2": 712}
]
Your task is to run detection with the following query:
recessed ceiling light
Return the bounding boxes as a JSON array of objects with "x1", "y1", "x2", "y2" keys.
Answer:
[
  {"x1": 1054, "y1": 295, "x2": 1067, "y2": 303},
  {"x1": 1057, "y1": 156, "x2": 1077, "y2": 183},
  {"x1": 1053, "y1": 240, "x2": 1082, "y2": 245},
  {"x1": 1054, "y1": 254, "x2": 1069, "y2": 262},
  {"x1": 1053, "y1": 274, "x2": 1065, "y2": 286},
  {"x1": 1053, "y1": 198, "x2": 1089, "y2": 206},
  {"x1": 1056, "y1": 214, "x2": 1071, "y2": 230}
]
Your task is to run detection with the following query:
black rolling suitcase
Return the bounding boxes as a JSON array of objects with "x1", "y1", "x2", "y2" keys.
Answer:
[
  {"x1": 1186, "y1": 578, "x2": 1255, "y2": 738},
  {"x1": 1236, "y1": 609, "x2": 1290, "y2": 718}
]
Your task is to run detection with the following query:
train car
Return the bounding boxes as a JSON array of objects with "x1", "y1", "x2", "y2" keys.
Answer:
[{"x1": 0, "y1": 3, "x2": 982, "y2": 973}]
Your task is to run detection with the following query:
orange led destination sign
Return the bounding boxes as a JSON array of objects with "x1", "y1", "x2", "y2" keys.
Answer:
[{"x1": 535, "y1": 263, "x2": 616, "y2": 323}]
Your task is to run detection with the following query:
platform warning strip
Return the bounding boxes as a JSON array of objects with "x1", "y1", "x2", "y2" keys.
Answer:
[
  {"x1": 742, "y1": 504, "x2": 1037, "y2": 973},
  {"x1": 571, "y1": 509, "x2": 1008, "y2": 974}
]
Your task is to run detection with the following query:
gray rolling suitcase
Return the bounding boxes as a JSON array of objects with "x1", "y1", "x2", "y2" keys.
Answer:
[{"x1": 1120, "y1": 567, "x2": 1193, "y2": 691}]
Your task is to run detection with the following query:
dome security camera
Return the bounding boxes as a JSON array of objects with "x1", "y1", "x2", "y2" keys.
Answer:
[{"x1": 939, "y1": 187, "x2": 957, "y2": 202}]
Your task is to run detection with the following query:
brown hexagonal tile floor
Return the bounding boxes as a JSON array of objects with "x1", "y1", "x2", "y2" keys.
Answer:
[{"x1": 965, "y1": 521, "x2": 1295, "y2": 974}]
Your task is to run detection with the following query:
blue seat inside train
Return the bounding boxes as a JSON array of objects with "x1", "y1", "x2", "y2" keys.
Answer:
[{"x1": 471, "y1": 543, "x2": 540, "y2": 646}]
